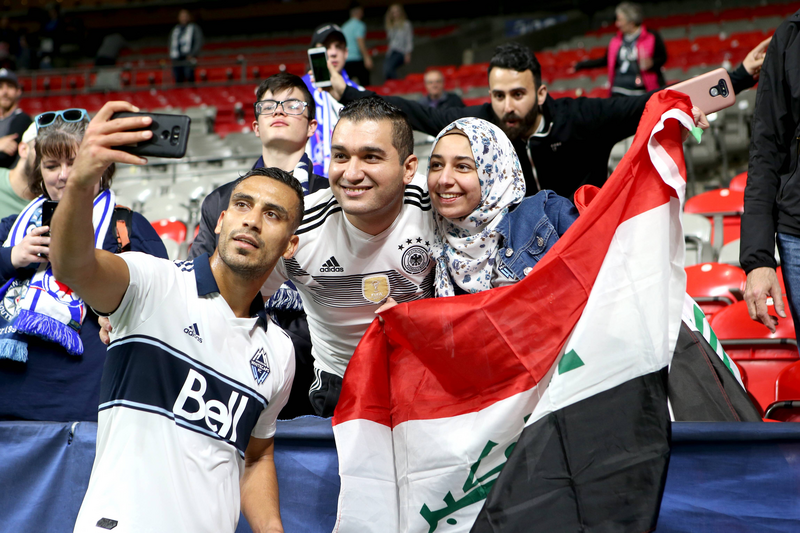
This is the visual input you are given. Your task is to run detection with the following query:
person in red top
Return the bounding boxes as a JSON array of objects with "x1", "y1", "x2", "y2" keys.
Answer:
[{"x1": 575, "y1": 2, "x2": 666, "y2": 97}]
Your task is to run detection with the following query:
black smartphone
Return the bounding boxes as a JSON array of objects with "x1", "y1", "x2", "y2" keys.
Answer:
[
  {"x1": 110, "y1": 112, "x2": 191, "y2": 159},
  {"x1": 41, "y1": 200, "x2": 58, "y2": 237},
  {"x1": 308, "y1": 47, "x2": 331, "y2": 88}
]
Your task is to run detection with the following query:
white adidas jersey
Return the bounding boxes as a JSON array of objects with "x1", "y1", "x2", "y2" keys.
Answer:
[
  {"x1": 74, "y1": 253, "x2": 294, "y2": 533},
  {"x1": 263, "y1": 173, "x2": 435, "y2": 377}
]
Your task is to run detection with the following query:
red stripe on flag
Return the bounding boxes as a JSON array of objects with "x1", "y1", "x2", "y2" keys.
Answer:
[{"x1": 333, "y1": 91, "x2": 692, "y2": 428}]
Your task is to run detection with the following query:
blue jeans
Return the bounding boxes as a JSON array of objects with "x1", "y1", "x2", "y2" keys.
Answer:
[
  {"x1": 776, "y1": 233, "x2": 800, "y2": 342},
  {"x1": 383, "y1": 50, "x2": 405, "y2": 80}
]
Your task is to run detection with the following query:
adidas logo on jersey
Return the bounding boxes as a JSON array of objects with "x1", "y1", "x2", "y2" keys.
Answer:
[
  {"x1": 320, "y1": 256, "x2": 344, "y2": 273},
  {"x1": 184, "y1": 323, "x2": 203, "y2": 343}
]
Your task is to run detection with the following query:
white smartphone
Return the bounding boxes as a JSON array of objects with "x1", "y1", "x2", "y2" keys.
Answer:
[{"x1": 308, "y1": 47, "x2": 331, "y2": 89}]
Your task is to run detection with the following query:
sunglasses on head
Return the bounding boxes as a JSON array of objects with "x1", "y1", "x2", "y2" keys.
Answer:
[{"x1": 34, "y1": 108, "x2": 89, "y2": 130}]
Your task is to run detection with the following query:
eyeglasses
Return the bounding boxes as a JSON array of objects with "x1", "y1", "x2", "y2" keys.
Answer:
[
  {"x1": 254, "y1": 99, "x2": 308, "y2": 117},
  {"x1": 35, "y1": 108, "x2": 89, "y2": 130}
]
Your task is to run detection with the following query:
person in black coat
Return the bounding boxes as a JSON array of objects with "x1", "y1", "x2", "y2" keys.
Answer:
[{"x1": 741, "y1": 10, "x2": 800, "y2": 337}]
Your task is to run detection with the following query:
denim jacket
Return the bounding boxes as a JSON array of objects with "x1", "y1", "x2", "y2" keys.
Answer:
[{"x1": 495, "y1": 190, "x2": 579, "y2": 281}]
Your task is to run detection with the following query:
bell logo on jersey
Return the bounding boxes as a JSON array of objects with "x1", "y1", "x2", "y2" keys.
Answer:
[{"x1": 173, "y1": 369, "x2": 249, "y2": 442}]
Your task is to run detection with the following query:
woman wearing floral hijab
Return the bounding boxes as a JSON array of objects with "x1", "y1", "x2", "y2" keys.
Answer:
[{"x1": 427, "y1": 117, "x2": 578, "y2": 296}]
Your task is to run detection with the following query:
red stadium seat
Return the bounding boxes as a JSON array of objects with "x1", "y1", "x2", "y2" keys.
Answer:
[
  {"x1": 685, "y1": 262, "x2": 746, "y2": 319},
  {"x1": 729, "y1": 172, "x2": 747, "y2": 192},
  {"x1": 151, "y1": 219, "x2": 187, "y2": 243},
  {"x1": 711, "y1": 300, "x2": 798, "y2": 411},
  {"x1": 764, "y1": 361, "x2": 800, "y2": 421},
  {"x1": 684, "y1": 188, "x2": 744, "y2": 247}
]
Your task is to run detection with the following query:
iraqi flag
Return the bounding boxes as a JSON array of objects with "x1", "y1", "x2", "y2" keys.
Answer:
[{"x1": 332, "y1": 91, "x2": 694, "y2": 533}]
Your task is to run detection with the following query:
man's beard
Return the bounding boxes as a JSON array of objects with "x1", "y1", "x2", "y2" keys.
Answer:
[
  {"x1": 22, "y1": 153, "x2": 34, "y2": 187},
  {"x1": 498, "y1": 104, "x2": 540, "y2": 142},
  {"x1": 218, "y1": 229, "x2": 269, "y2": 281}
]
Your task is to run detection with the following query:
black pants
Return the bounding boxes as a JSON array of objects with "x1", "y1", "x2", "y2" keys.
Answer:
[
  {"x1": 308, "y1": 367, "x2": 343, "y2": 418},
  {"x1": 273, "y1": 311, "x2": 317, "y2": 420}
]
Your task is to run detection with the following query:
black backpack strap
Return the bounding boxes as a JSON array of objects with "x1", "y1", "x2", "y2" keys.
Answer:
[{"x1": 112, "y1": 205, "x2": 134, "y2": 254}]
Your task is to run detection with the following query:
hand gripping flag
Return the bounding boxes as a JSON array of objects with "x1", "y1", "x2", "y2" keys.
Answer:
[{"x1": 332, "y1": 91, "x2": 695, "y2": 533}]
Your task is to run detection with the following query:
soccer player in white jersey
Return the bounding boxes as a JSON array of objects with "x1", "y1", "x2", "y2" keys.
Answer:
[
  {"x1": 50, "y1": 101, "x2": 303, "y2": 533},
  {"x1": 262, "y1": 96, "x2": 436, "y2": 417}
]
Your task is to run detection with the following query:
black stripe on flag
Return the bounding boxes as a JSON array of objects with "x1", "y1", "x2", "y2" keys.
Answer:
[
  {"x1": 669, "y1": 322, "x2": 762, "y2": 422},
  {"x1": 471, "y1": 368, "x2": 670, "y2": 533}
]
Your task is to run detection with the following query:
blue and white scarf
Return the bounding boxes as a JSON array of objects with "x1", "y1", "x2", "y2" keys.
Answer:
[
  {"x1": 430, "y1": 118, "x2": 525, "y2": 297},
  {"x1": 302, "y1": 70, "x2": 362, "y2": 177},
  {"x1": 254, "y1": 154, "x2": 311, "y2": 313},
  {"x1": 0, "y1": 189, "x2": 115, "y2": 361}
]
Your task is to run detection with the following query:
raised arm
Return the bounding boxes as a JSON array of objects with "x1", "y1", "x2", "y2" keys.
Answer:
[
  {"x1": 241, "y1": 436, "x2": 284, "y2": 533},
  {"x1": 49, "y1": 101, "x2": 153, "y2": 314}
]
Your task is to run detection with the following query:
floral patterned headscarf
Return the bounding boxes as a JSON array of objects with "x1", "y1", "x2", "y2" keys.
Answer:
[{"x1": 430, "y1": 117, "x2": 525, "y2": 296}]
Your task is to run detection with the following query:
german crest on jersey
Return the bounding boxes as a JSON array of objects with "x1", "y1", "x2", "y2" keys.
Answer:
[
  {"x1": 363, "y1": 275, "x2": 390, "y2": 303},
  {"x1": 250, "y1": 348, "x2": 271, "y2": 385}
]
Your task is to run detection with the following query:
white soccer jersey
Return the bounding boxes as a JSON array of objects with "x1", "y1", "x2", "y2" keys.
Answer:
[
  {"x1": 263, "y1": 173, "x2": 435, "y2": 377},
  {"x1": 74, "y1": 253, "x2": 294, "y2": 533}
]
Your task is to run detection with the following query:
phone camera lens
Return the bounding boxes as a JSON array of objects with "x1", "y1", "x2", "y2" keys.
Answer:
[
  {"x1": 710, "y1": 87, "x2": 719, "y2": 97},
  {"x1": 161, "y1": 130, "x2": 170, "y2": 140}
]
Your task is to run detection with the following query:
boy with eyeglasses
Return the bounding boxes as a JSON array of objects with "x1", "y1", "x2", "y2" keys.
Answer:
[{"x1": 187, "y1": 73, "x2": 327, "y2": 418}]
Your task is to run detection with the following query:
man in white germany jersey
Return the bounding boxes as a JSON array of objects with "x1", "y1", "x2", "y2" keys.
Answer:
[
  {"x1": 50, "y1": 101, "x2": 302, "y2": 533},
  {"x1": 262, "y1": 96, "x2": 435, "y2": 417}
]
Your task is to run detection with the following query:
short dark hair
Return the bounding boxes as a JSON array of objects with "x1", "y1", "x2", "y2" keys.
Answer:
[
  {"x1": 231, "y1": 167, "x2": 305, "y2": 230},
  {"x1": 488, "y1": 43, "x2": 542, "y2": 87},
  {"x1": 335, "y1": 96, "x2": 414, "y2": 163},
  {"x1": 254, "y1": 72, "x2": 316, "y2": 121}
]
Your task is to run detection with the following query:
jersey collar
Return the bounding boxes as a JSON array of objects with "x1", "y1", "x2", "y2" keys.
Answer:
[{"x1": 192, "y1": 253, "x2": 269, "y2": 329}]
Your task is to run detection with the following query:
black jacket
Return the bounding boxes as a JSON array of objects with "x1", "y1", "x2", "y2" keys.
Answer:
[
  {"x1": 341, "y1": 85, "x2": 652, "y2": 199},
  {"x1": 741, "y1": 10, "x2": 800, "y2": 273},
  {"x1": 189, "y1": 156, "x2": 329, "y2": 259},
  {"x1": 0, "y1": 110, "x2": 31, "y2": 169}
]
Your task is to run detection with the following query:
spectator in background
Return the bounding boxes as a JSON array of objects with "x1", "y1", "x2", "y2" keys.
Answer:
[
  {"x1": 0, "y1": 69, "x2": 32, "y2": 170},
  {"x1": 741, "y1": 10, "x2": 800, "y2": 338},
  {"x1": 303, "y1": 23, "x2": 362, "y2": 177},
  {"x1": 0, "y1": 109, "x2": 167, "y2": 423},
  {"x1": 383, "y1": 3, "x2": 413, "y2": 80},
  {"x1": 169, "y1": 9, "x2": 203, "y2": 84},
  {"x1": 16, "y1": 33, "x2": 32, "y2": 71},
  {"x1": 342, "y1": 1, "x2": 372, "y2": 87},
  {"x1": 0, "y1": 17, "x2": 18, "y2": 71},
  {"x1": 574, "y1": 2, "x2": 666, "y2": 96},
  {"x1": 95, "y1": 33, "x2": 128, "y2": 67},
  {"x1": 421, "y1": 69, "x2": 464, "y2": 110},
  {"x1": 38, "y1": 4, "x2": 65, "y2": 70},
  {"x1": 0, "y1": 122, "x2": 36, "y2": 219}
]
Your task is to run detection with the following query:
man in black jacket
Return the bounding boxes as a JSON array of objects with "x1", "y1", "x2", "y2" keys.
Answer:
[
  {"x1": 190, "y1": 72, "x2": 328, "y2": 419},
  {"x1": 328, "y1": 43, "x2": 762, "y2": 201},
  {"x1": 329, "y1": 43, "x2": 652, "y2": 200},
  {"x1": 741, "y1": 10, "x2": 800, "y2": 337}
]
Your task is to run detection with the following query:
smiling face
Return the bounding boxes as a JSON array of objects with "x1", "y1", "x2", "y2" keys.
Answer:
[
  {"x1": 215, "y1": 175, "x2": 300, "y2": 280},
  {"x1": 0, "y1": 80, "x2": 20, "y2": 115},
  {"x1": 424, "y1": 71, "x2": 445, "y2": 101},
  {"x1": 428, "y1": 131, "x2": 482, "y2": 220},
  {"x1": 488, "y1": 68, "x2": 547, "y2": 141},
  {"x1": 329, "y1": 117, "x2": 416, "y2": 235},
  {"x1": 41, "y1": 149, "x2": 99, "y2": 201},
  {"x1": 253, "y1": 86, "x2": 317, "y2": 152}
]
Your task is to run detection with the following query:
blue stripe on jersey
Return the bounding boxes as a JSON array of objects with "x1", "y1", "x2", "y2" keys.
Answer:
[{"x1": 100, "y1": 336, "x2": 268, "y2": 456}]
